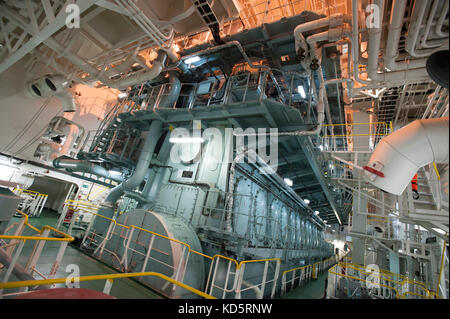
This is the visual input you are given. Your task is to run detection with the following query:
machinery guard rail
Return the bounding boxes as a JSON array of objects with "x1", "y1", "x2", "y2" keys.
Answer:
[
  {"x1": 0, "y1": 271, "x2": 216, "y2": 299},
  {"x1": 327, "y1": 262, "x2": 436, "y2": 299},
  {"x1": 0, "y1": 210, "x2": 74, "y2": 296}
]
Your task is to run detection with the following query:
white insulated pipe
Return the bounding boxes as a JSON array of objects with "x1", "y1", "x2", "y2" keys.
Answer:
[
  {"x1": 351, "y1": 0, "x2": 371, "y2": 85},
  {"x1": 435, "y1": 0, "x2": 449, "y2": 38},
  {"x1": 367, "y1": 0, "x2": 429, "y2": 83},
  {"x1": 111, "y1": 51, "x2": 167, "y2": 90},
  {"x1": 45, "y1": 38, "x2": 168, "y2": 89},
  {"x1": 364, "y1": 116, "x2": 449, "y2": 195},
  {"x1": 293, "y1": 13, "x2": 351, "y2": 55},
  {"x1": 385, "y1": 0, "x2": 427, "y2": 71},
  {"x1": 405, "y1": 0, "x2": 446, "y2": 58},
  {"x1": 420, "y1": 0, "x2": 442, "y2": 49}
]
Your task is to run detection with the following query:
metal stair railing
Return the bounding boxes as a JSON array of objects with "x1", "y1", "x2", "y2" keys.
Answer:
[
  {"x1": 0, "y1": 210, "x2": 74, "y2": 297},
  {"x1": 65, "y1": 202, "x2": 283, "y2": 299},
  {"x1": 0, "y1": 271, "x2": 215, "y2": 299},
  {"x1": 281, "y1": 256, "x2": 336, "y2": 296},
  {"x1": 326, "y1": 262, "x2": 435, "y2": 299}
]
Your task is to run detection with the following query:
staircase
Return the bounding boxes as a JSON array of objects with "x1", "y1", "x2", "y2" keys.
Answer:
[
  {"x1": 407, "y1": 167, "x2": 449, "y2": 234},
  {"x1": 91, "y1": 117, "x2": 122, "y2": 153},
  {"x1": 77, "y1": 101, "x2": 142, "y2": 169}
]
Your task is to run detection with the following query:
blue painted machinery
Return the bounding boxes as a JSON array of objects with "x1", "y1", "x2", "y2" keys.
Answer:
[{"x1": 57, "y1": 11, "x2": 344, "y2": 298}]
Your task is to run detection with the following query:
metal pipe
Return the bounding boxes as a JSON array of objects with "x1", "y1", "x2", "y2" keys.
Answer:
[
  {"x1": 110, "y1": 50, "x2": 168, "y2": 90},
  {"x1": 405, "y1": 0, "x2": 439, "y2": 58},
  {"x1": 45, "y1": 38, "x2": 168, "y2": 89},
  {"x1": 385, "y1": 0, "x2": 427, "y2": 71},
  {"x1": 294, "y1": 13, "x2": 351, "y2": 56},
  {"x1": 53, "y1": 157, "x2": 124, "y2": 183},
  {"x1": 158, "y1": 71, "x2": 181, "y2": 109},
  {"x1": 420, "y1": 0, "x2": 441, "y2": 49},
  {"x1": 351, "y1": 0, "x2": 371, "y2": 85},
  {"x1": 435, "y1": 0, "x2": 449, "y2": 37},
  {"x1": 93, "y1": 120, "x2": 163, "y2": 234},
  {"x1": 367, "y1": 0, "x2": 429, "y2": 83}
]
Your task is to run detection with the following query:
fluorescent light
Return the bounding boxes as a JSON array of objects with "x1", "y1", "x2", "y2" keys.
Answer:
[
  {"x1": 323, "y1": 220, "x2": 327, "y2": 223},
  {"x1": 298, "y1": 85, "x2": 306, "y2": 99},
  {"x1": 314, "y1": 211, "x2": 320, "y2": 215},
  {"x1": 432, "y1": 228, "x2": 447, "y2": 235},
  {"x1": 318, "y1": 145, "x2": 323, "y2": 151},
  {"x1": 184, "y1": 56, "x2": 201, "y2": 64},
  {"x1": 327, "y1": 225, "x2": 331, "y2": 228},
  {"x1": 108, "y1": 170, "x2": 122, "y2": 176},
  {"x1": 304, "y1": 198, "x2": 310, "y2": 204},
  {"x1": 118, "y1": 92, "x2": 127, "y2": 99},
  {"x1": 284, "y1": 178, "x2": 293, "y2": 186},
  {"x1": 169, "y1": 137, "x2": 204, "y2": 143}
]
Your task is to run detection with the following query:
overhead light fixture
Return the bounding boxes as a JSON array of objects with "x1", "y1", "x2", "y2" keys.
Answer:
[
  {"x1": 432, "y1": 228, "x2": 447, "y2": 235},
  {"x1": 323, "y1": 220, "x2": 327, "y2": 223},
  {"x1": 314, "y1": 211, "x2": 320, "y2": 215},
  {"x1": 304, "y1": 198, "x2": 310, "y2": 204},
  {"x1": 169, "y1": 137, "x2": 204, "y2": 143},
  {"x1": 298, "y1": 85, "x2": 306, "y2": 99},
  {"x1": 284, "y1": 178, "x2": 293, "y2": 186},
  {"x1": 327, "y1": 225, "x2": 331, "y2": 228},
  {"x1": 108, "y1": 169, "x2": 122, "y2": 176},
  {"x1": 318, "y1": 144, "x2": 323, "y2": 151},
  {"x1": 184, "y1": 56, "x2": 201, "y2": 64}
]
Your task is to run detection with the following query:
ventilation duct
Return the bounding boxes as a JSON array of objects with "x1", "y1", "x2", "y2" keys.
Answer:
[
  {"x1": 364, "y1": 116, "x2": 449, "y2": 195},
  {"x1": 25, "y1": 74, "x2": 76, "y2": 112},
  {"x1": 53, "y1": 157, "x2": 125, "y2": 183},
  {"x1": 92, "y1": 120, "x2": 163, "y2": 234}
]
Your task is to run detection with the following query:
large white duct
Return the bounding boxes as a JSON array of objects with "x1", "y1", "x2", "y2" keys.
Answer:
[
  {"x1": 364, "y1": 116, "x2": 449, "y2": 195},
  {"x1": 25, "y1": 74, "x2": 76, "y2": 112}
]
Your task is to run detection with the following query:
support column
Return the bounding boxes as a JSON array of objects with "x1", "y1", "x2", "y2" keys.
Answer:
[
  {"x1": 352, "y1": 189, "x2": 367, "y2": 265},
  {"x1": 389, "y1": 250, "x2": 400, "y2": 274}
]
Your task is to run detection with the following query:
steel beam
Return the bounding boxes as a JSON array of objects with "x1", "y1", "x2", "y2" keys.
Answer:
[{"x1": 0, "y1": 0, "x2": 99, "y2": 74}]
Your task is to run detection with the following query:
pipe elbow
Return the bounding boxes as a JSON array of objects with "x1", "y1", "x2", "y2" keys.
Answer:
[
  {"x1": 365, "y1": 117, "x2": 449, "y2": 194},
  {"x1": 55, "y1": 90, "x2": 76, "y2": 112}
]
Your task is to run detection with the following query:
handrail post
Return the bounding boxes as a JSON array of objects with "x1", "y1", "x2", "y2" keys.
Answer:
[
  {"x1": 270, "y1": 260, "x2": 280, "y2": 299},
  {"x1": 259, "y1": 261, "x2": 269, "y2": 299},
  {"x1": 103, "y1": 278, "x2": 114, "y2": 295},
  {"x1": 47, "y1": 240, "x2": 69, "y2": 280},
  {"x1": 235, "y1": 264, "x2": 245, "y2": 299},
  {"x1": 25, "y1": 228, "x2": 51, "y2": 272},
  {"x1": 141, "y1": 234, "x2": 155, "y2": 272},
  {"x1": 0, "y1": 240, "x2": 26, "y2": 297},
  {"x1": 5, "y1": 217, "x2": 26, "y2": 256}
]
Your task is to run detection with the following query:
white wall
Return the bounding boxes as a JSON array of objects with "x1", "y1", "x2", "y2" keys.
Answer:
[{"x1": 0, "y1": 56, "x2": 119, "y2": 164}]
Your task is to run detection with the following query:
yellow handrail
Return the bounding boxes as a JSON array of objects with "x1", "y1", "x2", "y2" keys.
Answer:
[
  {"x1": 338, "y1": 262, "x2": 429, "y2": 288},
  {"x1": 0, "y1": 271, "x2": 216, "y2": 299},
  {"x1": 283, "y1": 257, "x2": 334, "y2": 281},
  {"x1": 339, "y1": 262, "x2": 427, "y2": 287},
  {"x1": 238, "y1": 258, "x2": 280, "y2": 269},
  {"x1": 0, "y1": 210, "x2": 74, "y2": 243},
  {"x1": 330, "y1": 262, "x2": 434, "y2": 298},
  {"x1": 432, "y1": 162, "x2": 441, "y2": 180},
  {"x1": 322, "y1": 122, "x2": 390, "y2": 137},
  {"x1": 436, "y1": 241, "x2": 447, "y2": 298},
  {"x1": 328, "y1": 265, "x2": 400, "y2": 299},
  {"x1": 282, "y1": 264, "x2": 310, "y2": 277},
  {"x1": 13, "y1": 188, "x2": 48, "y2": 198}
]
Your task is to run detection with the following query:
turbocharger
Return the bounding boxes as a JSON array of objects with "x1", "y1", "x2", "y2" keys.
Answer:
[{"x1": 25, "y1": 74, "x2": 76, "y2": 112}]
